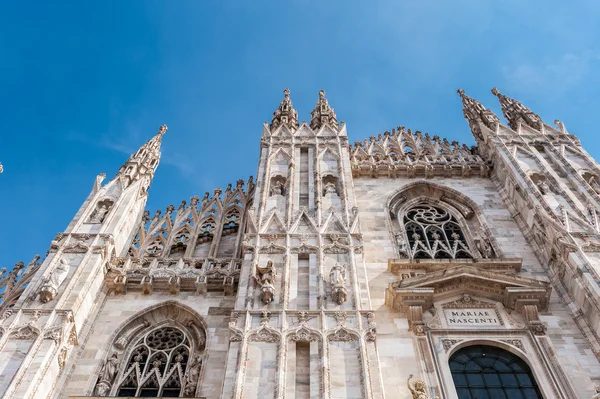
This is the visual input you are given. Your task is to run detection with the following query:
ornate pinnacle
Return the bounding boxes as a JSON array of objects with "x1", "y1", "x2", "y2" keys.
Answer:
[
  {"x1": 270, "y1": 88, "x2": 299, "y2": 132},
  {"x1": 491, "y1": 87, "x2": 543, "y2": 131},
  {"x1": 117, "y1": 124, "x2": 167, "y2": 186},
  {"x1": 456, "y1": 89, "x2": 499, "y2": 132},
  {"x1": 310, "y1": 89, "x2": 338, "y2": 131}
]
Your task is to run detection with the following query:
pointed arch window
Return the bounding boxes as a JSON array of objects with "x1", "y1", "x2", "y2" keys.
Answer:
[
  {"x1": 403, "y1": 205, "x2": 472, "y2": 259},
  {"x1": 450, "y1": 345, "x2": 542, "y2": 399},
  {"x1": 116, "y1": 326, "x2": 191, "y2": 397}
]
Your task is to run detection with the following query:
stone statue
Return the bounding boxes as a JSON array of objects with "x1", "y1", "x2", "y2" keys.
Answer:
[
  {"x1": 329, "y1": 263, "x2": 347, "y2": 305},
  {"x1": 90, "y1": 204, "x2": 110, "y2": 223},
  {"x1": 183, "y1": 355, "x2": 203, "y2": 396},
  {"x1": 588, "y1": 176, "x2": 600, "y2": 194},
  {"x1": 39, "y1": 258, "x2": 70, "y2": 303},
  {"x1": 95, "y1": 353, "x2": 119, "y2": 396},
  {"x1": 256, "y1": 260, "x2": 276, "y2": 304},
  {"x1": 271, "y1": 180, "x2": 284, "y2": 196},
  {"x1": 536, "y1": 180, "x2": 550, "y2": 195},
  {"x1": 395, "y1": 232, "x2": 409, "y2": 259},
  {"x1": 407, "y1": 374, "x2": 432, "y2": 399},
  {"x1": 324, "y1": 181, "x2": 337, "y2": 195},
  {"x1": 475, "y1": 237, "x2": 494, "y2": 259},
  {"x1": 592, "y1": 386, "x2": 600, "y2": 399}
]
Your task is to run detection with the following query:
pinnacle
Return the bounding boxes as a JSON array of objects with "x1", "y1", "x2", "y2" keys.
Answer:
[
  {"x1": 310, "y1": 89, "x2": 338, "y2": 131},
  {"x1": 270, "y1": 88, "x2": 299, "y2": 131},
  {"x1": 490, "y1": 87, "x2": 543, "y2": 131},
  {"x1": 456, "y1": 88, "x2": 499, "y2": 136}
]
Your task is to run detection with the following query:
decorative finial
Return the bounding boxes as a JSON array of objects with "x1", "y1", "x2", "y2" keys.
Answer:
[
  {"x1": 310, "y1": 89, "x2": 338, "y2": 131},
  {"x1": 158, "y1": 124, "x2": 168, "y2": 135},
  {"x1": 456, "y1": 88, "x2": 499, "y2": 139},
  {"x1": 270, "y1": 88, "x2": 299, "y2": 131},
  {"x1": 490, "y1": 87, "x2": 542, "y2": 131}
]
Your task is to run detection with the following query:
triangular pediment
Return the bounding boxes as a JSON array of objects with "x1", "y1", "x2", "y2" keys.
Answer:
[
  {"x1": 561, "y1": 208, "x2": 595, "y2": 234},
  {"x1": 290, "y1": 211, "x2": 318, "y2": 234},
  {"x1": 261, "y1": 212, "x2": 287, "y2": 234},
  {"x1": 294, "y1": 124, "x2": 316, "y2": 137},
  {"x1": 316, "y1": 123, "x2": 339, "y2": 137},
  {"x1": 318, "y1": 147, "x2": 340, "y2": 161},
  {"x1": 270, "y1": 148, "x2": 292, "y2": 162},
  {"x1": 387, "y1": 265, "x2": 550, "y2": 312},
  {"x1": 322, "y1": 212, "x2": 347, "y2": 233}
]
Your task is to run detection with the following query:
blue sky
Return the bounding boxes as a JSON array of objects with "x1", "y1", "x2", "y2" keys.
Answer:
[{"x1": 1, "y1": 1, "x2": 599, "y2": 266}]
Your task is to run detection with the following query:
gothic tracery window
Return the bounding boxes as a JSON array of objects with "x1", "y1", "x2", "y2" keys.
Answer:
[
  {"x1": 403, "y1": 205, "x2": 472, "y2": 259},
  {"x1": 116, "y1": 326, "x2": 191, "y2": 397},
  {"x1": 450, "y1": 345, "x2": 542, "y2": 399}
]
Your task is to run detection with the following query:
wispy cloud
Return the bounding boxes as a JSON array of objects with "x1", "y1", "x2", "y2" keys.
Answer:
[
  {"x1": 67, "y1": 124, "x2": 200, "y2": 179},
  {"x1": 502, "y1": 52, "x2": 600, "y2": 96}
]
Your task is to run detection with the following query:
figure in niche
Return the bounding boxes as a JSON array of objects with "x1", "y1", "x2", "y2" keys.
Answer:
[
  {"x1": 39, "y1": 258, "x2": 70, "y2": 303},
  {"x1": 407, "y1": 374, "x2": 436, "y2": 399},
  {"x1": 256, "y1": 260, "x2": 277, "y2": 304},
  {"x1": 324, "y1": 181, "x2": 337, "y2": 195},
  {"x1": 475, "y1": 236, "x2": 494, "y2": 258},
  {"x1": 394, "y1": 232, "x2": 410, "y2": 259},
  {"x1": 536, "y1": 179, "x2": 550, "y2": 195},
  {"x1": 329, "y1": 263, "x2": 347, "y2": 305},
  {"x1": 270, "y1": 179, "x2": 285, "y2": 196},
  {"x1": 94, "y1": 353, "x2": 119, "y2": 396},
  {"x1": 585, "y1": 173, "x2": 600, "y2": 194},
  {"x1": 89, "y1": 199, "x2": 114, "y2": 224},
  {"x1": 183, "y1": 355, "x2": 203, "y2": 396}
]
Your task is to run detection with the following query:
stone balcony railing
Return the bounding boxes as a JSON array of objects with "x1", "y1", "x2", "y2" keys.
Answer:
[{"x1": 105, "y1": 257, "x2": 242, "y2": 296}]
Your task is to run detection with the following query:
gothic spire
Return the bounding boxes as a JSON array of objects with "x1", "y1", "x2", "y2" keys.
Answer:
[
  {"x1": 118, "y1": 124, "x2": 167, "y2": 187},
  {"x1": 310, "y1": 90, "x2": 338, "y2": 131},
  {"x1": 457, "y1": 89, "x2": 500, "y2": 132},
  {"x1": 270, "y1": 88, "x2": 299, "y2": 132},
  {"x1": 491, "y1": 87, "x2": 543, "y2": 131}
]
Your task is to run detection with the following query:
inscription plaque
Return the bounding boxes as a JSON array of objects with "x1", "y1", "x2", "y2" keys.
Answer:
[{"x1": 444, "y1": 308, "x2": 500, "y2": 326}]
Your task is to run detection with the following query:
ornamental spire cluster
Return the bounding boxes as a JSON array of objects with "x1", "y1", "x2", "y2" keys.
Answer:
[
  {"x1": 310, "y1": 89, "x2": 338, "y2": 130},
  {"x1": 491, "y1": 87, "x2": 543, "y2": 131},
  {"x1": 457, "y1": 89, "x2": 499, "y2": 131},
  {"x1": 270, "y1": 88, "x2": 299, "y2": 131}
]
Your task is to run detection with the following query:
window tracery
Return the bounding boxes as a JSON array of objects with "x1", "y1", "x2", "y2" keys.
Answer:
[
  {"x1": 114, "y1": 326, "x2": 194, "y2": 397},
  {"x1": 403, "y1": 205, "x2": 472, "y2": 259},
  {"x1": 95, "y1": 303, "x2": 208, "y2": 397}
]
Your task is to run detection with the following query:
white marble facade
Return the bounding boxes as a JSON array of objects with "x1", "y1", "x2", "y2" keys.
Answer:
[{"x1": 1, "y1": 89, "x2": 600, "y2": 399}]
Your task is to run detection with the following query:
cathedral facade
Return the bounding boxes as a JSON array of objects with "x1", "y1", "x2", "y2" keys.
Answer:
[{"x1": 1, "y1": 88, "x2": 600, "y2": 399}]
